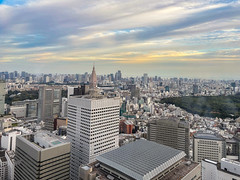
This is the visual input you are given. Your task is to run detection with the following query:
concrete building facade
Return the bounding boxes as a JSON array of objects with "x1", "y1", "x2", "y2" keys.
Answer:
[
  {"x1": 1, "y1": 130, "x2": 21, "y2": 151},
  {"x1": 38, "y1": 86, "x2": 62, "y2": 131},
  {"x1": 148, "y1": 117, "x2": 190, "y2": 157},
  {"x1": 5, "y1": 150, "x2": 15, "y2": 180},
  {"x1": 14, "y1": 132, "x2": 70, "y2": 180},
  {"x1": 202, "y1": 158, "x2": 240, "y2": 180},
  {"x1": 12, "y1": 99, "x2": 38, "y2": 119},
  {"x1": 193, "y1": 133, "x2": 226, "y2": 163},
  {"x1": 0, "y1": 150, "x2": 8, "y2": 180},
  {"x1": 68, "y1": 95, "x2": 120, "y2": 179}
]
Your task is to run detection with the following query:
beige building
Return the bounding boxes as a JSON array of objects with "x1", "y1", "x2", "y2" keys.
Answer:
[
  {"x1": 14, "y1": 132, "x2": 70, "y2": 180},
  {"x1": 193, "y1": 132, "x2": 226, "y2": 163}
]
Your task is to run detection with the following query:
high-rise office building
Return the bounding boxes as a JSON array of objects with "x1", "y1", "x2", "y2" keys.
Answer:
[
  {"x1": 143, "y1": 73, "x2": 148, "y2": 85},
  {"x1": 68, "y1": 66, "x2": 120, "y2": 179},
  {"x1": 147, "y1": 117, "x2": 190, "y2": 157},
  {"x1": 115, "y1": 70, "x2": 122, "y2": 81},
  {"x1": 14, "y1": 132, "x2": 70, "y2": 180},
  {"x1": 193, "y1": 132, "x2": 226, "y2": 163},
  {"x1": 38, "y1": 86, "x2": 62, "y2": 131},
  {"x1": 0, "y1": 80, "x2": 6, "y2": 115}
]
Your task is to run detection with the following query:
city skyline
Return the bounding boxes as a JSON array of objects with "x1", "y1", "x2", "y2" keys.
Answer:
[{"x1": 1, "y1": 0, "x2": 240, "y2": 79}]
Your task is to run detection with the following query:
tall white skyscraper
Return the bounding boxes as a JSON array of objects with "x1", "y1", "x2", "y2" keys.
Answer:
[{"x1": 67, "y1": 66, "x2": 120, "y2": 179}]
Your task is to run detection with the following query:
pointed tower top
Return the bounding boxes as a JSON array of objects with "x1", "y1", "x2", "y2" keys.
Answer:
[{"x1": 90, "y1": 64, "x2": 97, "y2": 89}]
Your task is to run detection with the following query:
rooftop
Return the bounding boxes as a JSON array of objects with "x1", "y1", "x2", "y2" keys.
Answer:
[
  {"x1": 20, "y1": 131, "x2": 69, "y2": 150},
  {"x1": 149, "y1": 117, "x2": 189, "y2": 128},
  {"x1": 34, "y1": 132, "x2": 63, "y2": 148},
  {"x1": 194, "y1": 132, "x2": 224, "y2": 141},
  {"x1": 97, "y1": 139, "x2": 186, "y2": 180},
  {"x1": 70, "y1": 94, "x2": 119, "y2": 100},
  {"x1": 161, "y1": 160, "x2": 200, "y2": 180}
]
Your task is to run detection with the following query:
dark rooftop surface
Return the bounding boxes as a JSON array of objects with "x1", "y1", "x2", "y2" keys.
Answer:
[
  {"x1": 97, "y1": 139, "x2": 186, "y2": 180},
  {"x1": 194, "y1": 132, "x2": 224, "y2": 141},
  {"x1": 161, "y1": 160, "x2": 200, "y2": 180}
]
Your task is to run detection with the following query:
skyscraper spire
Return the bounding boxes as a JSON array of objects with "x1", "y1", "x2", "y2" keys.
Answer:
[{"x1": 90, "y1": 64, "x2": 97, "y2": 89}]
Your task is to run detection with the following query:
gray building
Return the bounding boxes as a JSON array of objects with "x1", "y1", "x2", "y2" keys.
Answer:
[
  {"x1": 13, "y1": 99, "x2": 38, "y2": 119},
  {"x1": 0, "y1": 80, "x2": 6, "y2": 115},
  {"x1": 38, "y1": 86, "x2": 62, "y2": 131},
  {"x1": 96, "y1": 139, "x2": 191, "y2": 180},
  {"x1": 14, "y1": 132, "x2": 70, "y2": 180},
  {"x1": 147, "y1": 117, "x2": 190, "y2": 157},
  {"x1": 193, "y1": 132, "x2": 226, "y2": 163}
]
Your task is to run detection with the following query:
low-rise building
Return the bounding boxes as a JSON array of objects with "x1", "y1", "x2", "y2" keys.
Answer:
[{"x1": 202, "y1": 158, "x2": 240, "y2": 180}]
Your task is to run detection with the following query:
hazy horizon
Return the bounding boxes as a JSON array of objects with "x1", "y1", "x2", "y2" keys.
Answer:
[{"x1": 1, "y1": 0, "x2": 240, "y2": 80}]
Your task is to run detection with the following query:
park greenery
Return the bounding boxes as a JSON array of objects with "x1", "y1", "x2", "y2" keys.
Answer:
[
  {"x1": 5, "y1": 90, "x2": 39, "y2": 105},
  {"x1": 161, "y1": 94, "x2": 240, "y2": 119},
  {"x1": 5, "y1": 89, "x2": 67, "y2": 105}
]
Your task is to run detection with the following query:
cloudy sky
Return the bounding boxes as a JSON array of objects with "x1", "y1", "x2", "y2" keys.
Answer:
[{"x1": 0, "y1": 0, "x2": 240, "y2": 79}]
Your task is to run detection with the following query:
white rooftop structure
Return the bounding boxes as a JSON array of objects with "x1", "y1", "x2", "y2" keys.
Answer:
[
  {"x1": 221, "y1": 158, "x2": 240, "y2": 176},
  {"x1": 34, "y1": 132, "x2": 63, "y2": 148},
  {"x1": 97, "y1": 139, "x2": 186, "y2": 180}
]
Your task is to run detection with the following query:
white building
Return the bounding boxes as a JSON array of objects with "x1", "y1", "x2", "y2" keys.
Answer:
[
  {"x1": 67, "y1": 66, "x2": 120, "y2": 180},
  {"x1": 1, "y1": 130, "x2": 21, "y2": 151},
  {"x1": 202, "y1": 158, "x2": 240, "y2": 180},
  {"x1": 193, "y1": 132, "x2": 226, "y2": 163},
  {"x1": 61, "y1": 97, "x2": 68, "y2": 117},
  {"x1": 67, "y1": 86, "x2": 75, "y2": 99},
  {"x1": 5, "y1": 151, "x2": 14, "y2": 180},
  {"x1": 0, "y1": 151, "x2": 8, "y2": 180}
]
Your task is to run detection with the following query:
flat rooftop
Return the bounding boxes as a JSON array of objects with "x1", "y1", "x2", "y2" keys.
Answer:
[
  {"x1": 21, "y1": 131, "x2": 69, "y2": 150},
  {"x1": 97, "y1": 139, "x2": 186, "y2": 180},
  {"x1": 34, "y1": 132, "x2": 63, "y2": 148},
  {"x1": 194, "y1": 132, "x2": 224, "y2": 141},
  {"x1": 70, "y1": 94, "x2": 119, "y2": 100},
  {"x1": 161, "y1": 160, "x2": 200, "y2": 180}
]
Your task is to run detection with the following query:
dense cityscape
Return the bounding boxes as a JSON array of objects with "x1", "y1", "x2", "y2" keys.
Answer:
[
  {"x1": 1, "y1": 0, "x2": 240, "y2": 179},
  {"x1": 0, "y1": 67, "x2": 240, "y2": 179}
]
